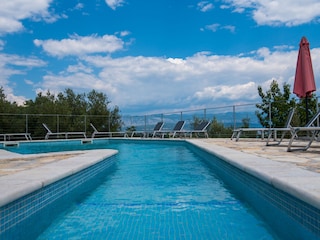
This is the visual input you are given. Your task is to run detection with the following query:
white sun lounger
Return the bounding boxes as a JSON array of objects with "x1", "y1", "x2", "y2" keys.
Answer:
[
  {"x1": 231, "y1": 127, "x2": 269, "y2": 142},
  {"x1": 265, "y1": 108, "x2": 296, "y2": 146},
  {"x1": 153, "y1": 120, "x2": 186, "y2": 138},
  {"x1": 131, "y1": 121, "x2": 164, "y2": 138},
  {"x1": 232, "y1": 108, "x2": 295, "y2": 142},
  {"x1": 185, "y1": 120, "x2": 210, "y2": 138},
  {"x1": 42, "y1": 123, "x2": 86, "y2": 140},
  {"x1": 90, "y1": 123, "x2": 128, "y2": 138},
  {"x1": 285, "y1": 110, "x2": 320, "y2": 151},
  {"x1": 0, "y1": 133, "x2": 32, "y2": 141}
]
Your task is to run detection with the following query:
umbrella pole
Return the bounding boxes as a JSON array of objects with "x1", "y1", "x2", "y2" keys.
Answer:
[{"x1": 306, "y1": 95, "x2": 309, "y2": 124}]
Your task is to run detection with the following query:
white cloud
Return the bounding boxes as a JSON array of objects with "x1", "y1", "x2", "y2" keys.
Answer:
[
  {"x1": 25, "y1": 79, "x2": 34, "y2": 85},
  {"x1": 34, "y1": 47, "x2": 311, "y2": 114},
  {"x1": 118, "y1": 31, "x2": 131, "y2": 37},
  {"x1": 224, "y1": 0, "x2": 320, "y2": 26},
  {"x1": 5, "y1": 92, "x2": 26, "y2": 105},
  {"x1": 0, "y1": 40, "x2": 5, "y2": 50},
  {"x1": 0, "y1": 54, "x2": 46, "y2": 70},
  {"x1": 74, "y1": 3, "x2": 84, "y2": 10},
  {"x1": 203, "y1": 23, "x2": 220, "y2": 32},
  {"x1": 273, "y1": 45, "x2": 294, "y2": 51},
  {"x1": 222, "y1": 25, "x2": 236, "y2": 33},
  {"x1": 195, "y1": 82, "x2": 258, "y2": 100},
  {"x1": 34, "y1": 34, "x2": 125, "y2": 57},
  {"x1": 0, "y1": 0, "x2": 57, "y2": 34},
  {"x1": 105, "y1": 0, "x2": 125, "y2": 10},
  {"x1": 66, "y1": 63, "x2": 93, "y2": 74},
  {"x1": 0, "y1": 17, "x2": 24, "y2": 34},
  {"x1": 197, "y1": 1, "x2": 214, "y2": 12},
  {"x1": 202, "y1": 23, "x2": 236, "y2": 32},
  {"x1": 0, "y1": 53, "x2": 46, "y2": 105},
  {"x1": 42, "y1": 72, "x2": 117, "y2": 94}
]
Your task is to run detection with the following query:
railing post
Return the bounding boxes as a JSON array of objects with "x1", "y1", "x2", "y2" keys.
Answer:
[
  {"x1": 108, "y1": 115, "x2": 111, "y2": 131},
  {"x1": 144, "y1": 115, "x2": 147, "y2": 132},
  {"x1": 57, "y1": 115, "x2": 59, "y2": 133},
  {"x1": 84, "y1": 115, "x2": 87, "y2": 132},
  {"x1": 268, "y1": 102, "x2": 272, "y2": 128},
  {"x1": 233, "y1": 105, "x2": 236, "y2": 130},
  {"x1": 317, "y1": 97, "x2": 319, "y2": 127},
  {"x1": 25, "y1": 114, "x2": 28, "y2": 133}
]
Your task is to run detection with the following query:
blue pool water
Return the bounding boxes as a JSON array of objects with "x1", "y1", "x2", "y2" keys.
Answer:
[{"x1": 7, "y1": 140, "x2": 279, "y2": 239}]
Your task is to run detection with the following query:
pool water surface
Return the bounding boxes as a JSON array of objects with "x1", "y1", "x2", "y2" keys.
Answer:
[{"x1": 27, "y1": 141, "x2": 279, "y2": 239}]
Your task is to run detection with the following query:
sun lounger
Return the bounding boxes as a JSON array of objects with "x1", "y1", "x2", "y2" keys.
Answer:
[
  {"x1": 286, "y1": 126, "x2": 320, "y2": 151},
  {"x1": 90, "y1": 123, "x2": 128, "y2": 138},
  {"x1": 231, "y1": 127, "x2": 269, "y2": 141},
  {"x1": 266, "y1": 108, "x2": 296, "y2": 146},
  {"x1": 131, "y1": 121, "x2": 164, "y2": 138},
  {"x1": 285, "y1": 110, "x2": 320, "y2": 151},
  {"x1": 0, "y1": 133, "x2": 32, "y2": 141},
  {"x1": 153, "y1": 120, "x2": 186, "y2": 138},
  {"x1": 185, "y1": 120, "x2": 210, "y2": 138},
  {"x1": 232, "y1": 108, "x2": 295, "y2": 142},
  {"x1": 42, "y1": 123, "x2": 86, "y2": 140}
]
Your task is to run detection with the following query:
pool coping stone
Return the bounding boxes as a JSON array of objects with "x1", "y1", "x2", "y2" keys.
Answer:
[
  {"x1": 0, "y1": 149, "x2": 118, "y2": 207},
  {"x1": 188, "y1": 139, "x2": 320, "y2": 210}
]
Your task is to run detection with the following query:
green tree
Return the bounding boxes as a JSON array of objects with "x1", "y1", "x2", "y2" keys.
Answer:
[
  {"x1": 0, "y1": 87, "x2": 19, "y2": 113},
  {"x1": 87, "y1": 90, "x2": 110, "y2": 115},
  {"x1": 25, "y1": 91, "x2": 57, "y2": 114},
  {"x1": 0, "y1": 87, "x2": 23, "y2": 133},
  {"x1": 207, "y1": 116, "x2": 232, "y2": 138},
  {"x1": 56, "y1": 88, "x2": 87, "y2": 115},
  {"x1": 0, "y1": 87, "x2": 123, "y2": 138},
  {"x1": 295, "y1": 93, "x2": 317, "y2": 126},
  {"x1": 109, "y1": 106, "x2": 123, "y2": 131},
  {"x1": 24, "y1": 91, "x2": 59, "y2": 136},
  {"x1": 55, "y1": 89, "x2": 87, "y2": 131},
  {"x1": 86, "y1": 90, "x2": 123, "y2": 132},
  {"x1": 126, "y1": 125, "x2": 136, "y2": 135},
  {"x1": 241, "y1": 117, "x2": 250, "y2": 128},
  {"x1": 256, "y1": 80, "x2": 296, "y2": 128},
  {"x1": 190, "y1": 116, "x2": 203, "y2": 129}
]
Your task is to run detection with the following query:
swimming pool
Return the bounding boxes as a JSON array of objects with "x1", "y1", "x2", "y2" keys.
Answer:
[
  {"x1": 37, "y1": 141, "x2": 278, "y2": 239},
  {"x1": 1, "y1": 139, "x2": 319, "y2": 239}
]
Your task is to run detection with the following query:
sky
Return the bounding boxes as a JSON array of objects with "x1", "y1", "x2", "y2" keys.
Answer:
[{"x1": 1, "y1": 0, "x2": 320, "y2": 115}]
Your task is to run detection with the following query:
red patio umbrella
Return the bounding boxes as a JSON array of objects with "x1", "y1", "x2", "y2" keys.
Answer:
[{"x1": 293, "y1": 36, "x2": 316, "y2": 123}]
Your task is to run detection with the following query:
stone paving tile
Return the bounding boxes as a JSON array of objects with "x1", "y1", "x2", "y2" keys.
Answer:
[
  {"x1": 202, "y1": 138, "x2": 320, "y2": 173},
  {"x1": 0, "y1": 153, "x2": 80, "y2": 176}
]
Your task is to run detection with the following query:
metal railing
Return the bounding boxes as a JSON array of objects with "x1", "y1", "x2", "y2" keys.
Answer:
[
  {"x1": 0, "y1": 102, "x2": 265, "y2": 140},
  {"x1": 3, "y1": 96, "x2": 319, "y2": 140}
]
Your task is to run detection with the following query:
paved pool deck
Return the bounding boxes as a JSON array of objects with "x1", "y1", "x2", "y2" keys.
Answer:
[
  {"x1": 1, "y1": 138, "x2": 320, "y2": 210},
  {"x1": 198, "y1": 138, "x2": 320, "y2": 173}
]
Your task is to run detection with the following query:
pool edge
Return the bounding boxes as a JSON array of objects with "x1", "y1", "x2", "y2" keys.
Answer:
[
  {"x1": 187, "y1": 139, "x2": 320, "y2": 210},
  {"x1": 0, "y1": 149, "x2": 118, "y2": 208}
]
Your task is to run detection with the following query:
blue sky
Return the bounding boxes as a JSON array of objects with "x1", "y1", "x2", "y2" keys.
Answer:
[{"x1": 1, "y1": 0, "x2": 320, "y2": 115}]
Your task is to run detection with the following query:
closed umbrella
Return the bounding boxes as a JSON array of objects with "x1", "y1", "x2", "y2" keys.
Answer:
[{"x1": 293, "y1": 36, "x2": 316, "y2": 123}]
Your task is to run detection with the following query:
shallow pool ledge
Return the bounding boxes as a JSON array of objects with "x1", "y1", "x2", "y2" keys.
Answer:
[
  {"x1": 0, "y1": 149, "x2": 118, "y2": 208},
  {"x1": 187, "y1": 139, "x2": 320, "y2": 210}
]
